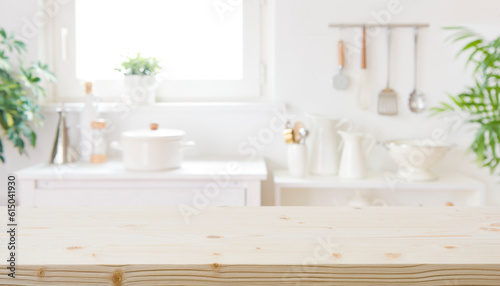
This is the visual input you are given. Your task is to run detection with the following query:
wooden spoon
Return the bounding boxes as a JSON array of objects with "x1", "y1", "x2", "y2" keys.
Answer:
[{"x1": 293, "y1": 122, "x2": 305, "y2": 143}]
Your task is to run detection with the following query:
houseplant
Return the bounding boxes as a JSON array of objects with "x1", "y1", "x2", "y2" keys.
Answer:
[
  {"x1": 116, "y1": 53, "x2": 161, "y2": 105},
  {"x1": 432, "y1": 27, "x2": 500, "y2": 173},
  {"x1": 0, "y1": 27, "x2": 56, "y2": 163}
]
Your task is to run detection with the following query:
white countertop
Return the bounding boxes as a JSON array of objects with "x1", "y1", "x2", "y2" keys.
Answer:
[
  {"x1": 16, "y1": 159, "x2": 268, "y2": 181},
  {"x1": 273, "y1": 170, "x2": 485, "y2": 191}
]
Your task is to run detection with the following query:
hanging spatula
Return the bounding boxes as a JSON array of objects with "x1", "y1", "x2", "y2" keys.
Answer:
[
  {"x1": 333, "y1": 40, "x2": 349, "y2": 90},
  {"x1": 357, "y1": 26, "x2": 369, "y2": 110},
  {"x1": 377, "y1": 27, "x2": 398, "y2": 116}
]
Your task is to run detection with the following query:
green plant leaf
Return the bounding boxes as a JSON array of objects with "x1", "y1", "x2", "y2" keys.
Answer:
[
  {"x1": 29, "y1": 130, "x2": 36, "y2": 147},
  {"x1": 443, "y1": 26, "x2": 466, "y2": 30},
  {"x1": 13, "y1": 40, "x2": 26, "y2": 53},
  {"x1": 462, "y1": 39, "x2": 483, "y2": 50},
  {"x1": 451, "y1": 33, "x2": 478, "y2": 43},
  {"x1": 4, "y1": 112, "x2": 13, "y2": 127},
  {"x1": 0, "y1": 26, "x2": 56, "y2": 163},
  {"x1": 118, "y1": 53, "x2": 162, "y2": 76},
  {"x1": 435, "y1": 27, "x2": 500, "y2": 173}
]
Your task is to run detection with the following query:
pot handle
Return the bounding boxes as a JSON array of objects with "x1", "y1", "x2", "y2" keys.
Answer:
[
  {"x1": 182, "y1": 141, "x2": 196, "y2": 150},
  {"x1": 110, "y1": 141, "x2": 122, "y2": 152},
  {"x1": 336, "y1": 118, "x2": 354, "y2": 132},
  {"x1": 336, "y1": 119, "x2": 354, "y2": 152}
]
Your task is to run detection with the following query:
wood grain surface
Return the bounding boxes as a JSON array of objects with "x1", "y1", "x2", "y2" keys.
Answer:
[{"x1": 0, "y1": 207, "x2": 499, "y2": 285}]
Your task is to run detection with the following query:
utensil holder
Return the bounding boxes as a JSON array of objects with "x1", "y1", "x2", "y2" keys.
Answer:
[{"x1": 287, "y1": 144, "x2": 308, "y2": 177}]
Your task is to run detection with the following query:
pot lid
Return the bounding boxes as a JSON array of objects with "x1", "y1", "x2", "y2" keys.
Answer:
[{"x1": 122, "y1": 123, "x2": 185, "y2": 140}]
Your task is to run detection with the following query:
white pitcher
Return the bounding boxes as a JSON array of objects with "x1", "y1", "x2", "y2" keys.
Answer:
[
  {"x1": 306, "y1": 114, "x2": 352, "y2": 175},
  {"x1": 338, "y1": 131, "x2": 375, "y2": 179}
]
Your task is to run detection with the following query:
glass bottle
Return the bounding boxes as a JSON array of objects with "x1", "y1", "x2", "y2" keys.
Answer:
[
  {"x1": 90, "y1": 119, "x2": 107, "y2": 164},
  {"x1": 80, "y1": 82, "x2": 97, "y2": 162}
]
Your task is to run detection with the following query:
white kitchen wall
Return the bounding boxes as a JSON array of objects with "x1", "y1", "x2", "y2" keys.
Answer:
[
  {"x1": 1, "y1": 0, "x2": 499, "y2": 206},
  {"x1": 0, "y1": 0, "x2": 59, "y2": 205},
  {"x1": 273, "y1": 0, "x2": 500, "y2": 205}
]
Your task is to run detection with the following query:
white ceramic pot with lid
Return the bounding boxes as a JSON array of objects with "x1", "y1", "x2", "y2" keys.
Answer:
[{"x1": 111, "y1": 123, "x2": 195, "y2": 171}]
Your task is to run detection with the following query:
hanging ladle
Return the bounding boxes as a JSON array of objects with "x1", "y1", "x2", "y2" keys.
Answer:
[{"x1": 409, "y1": 26, "x2": 425, "y2": 113}]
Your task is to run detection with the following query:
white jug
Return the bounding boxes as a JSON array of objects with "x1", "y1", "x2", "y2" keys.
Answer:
[
  {"x1": 307, "y1": 114, "x2": 352, "y2": 175},
  {"x1": 338, "y1": 131, "x2": 375, "y2": 179}
]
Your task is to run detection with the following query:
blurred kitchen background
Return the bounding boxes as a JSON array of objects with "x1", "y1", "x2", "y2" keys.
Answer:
[{"x1": 1, "y1": 0, "x2": 499, "y2": 206}]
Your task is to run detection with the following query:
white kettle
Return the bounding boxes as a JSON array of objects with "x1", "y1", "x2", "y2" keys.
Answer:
[
  {"x1": 306, "y1": 114, "x2": 352, "y2": 175},
  {"x1": 338, "y1": 131, "x2": 375, "y2": 179}
]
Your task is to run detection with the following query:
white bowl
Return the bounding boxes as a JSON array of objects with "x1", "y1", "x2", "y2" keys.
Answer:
[{"x1": 383, "y1": 139, "x2": 453, "y2": 181}]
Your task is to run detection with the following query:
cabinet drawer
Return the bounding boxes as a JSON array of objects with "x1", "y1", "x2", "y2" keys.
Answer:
[
  {"x1": 34, "y1": 188, "x2": 246, "y2": 206},
  {"x1": 36, "y1": 179, "x2": 247, "y2": 189}
]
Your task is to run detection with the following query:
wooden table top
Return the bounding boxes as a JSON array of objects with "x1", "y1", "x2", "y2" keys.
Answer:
[{"x1": 1, "y1": 207, "x2": 499, "y2": 285}]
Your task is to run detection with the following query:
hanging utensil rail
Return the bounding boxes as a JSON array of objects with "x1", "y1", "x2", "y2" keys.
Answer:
[{"x1": 328, "y1": 23, "x2": 429, "y2": 28}]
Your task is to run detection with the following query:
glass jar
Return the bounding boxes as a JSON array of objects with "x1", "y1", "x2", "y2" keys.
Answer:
[{"x1": 90, "y1": 119, "x2": 107, "y2": 164}]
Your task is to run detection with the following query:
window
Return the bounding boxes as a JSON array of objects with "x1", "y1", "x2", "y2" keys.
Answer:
[{"x1": 48, "y1": 0, "x2": 264, "y2": 101}]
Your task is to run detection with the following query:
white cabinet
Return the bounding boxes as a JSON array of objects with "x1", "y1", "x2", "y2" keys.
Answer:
[{"x1": 16, "y1": 160, "x2": 267, "y2": 207}]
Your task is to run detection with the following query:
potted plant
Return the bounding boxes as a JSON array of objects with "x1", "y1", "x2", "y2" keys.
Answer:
[
  {"x1": 0, "y1": 27, "x2": 56, "y2": 163},
  {"x1": 116, "y1": 53, "x2": 161, "y2": 105},
  {"x1": 432, "y1": 27, "x2": 500, "y2": 173}
]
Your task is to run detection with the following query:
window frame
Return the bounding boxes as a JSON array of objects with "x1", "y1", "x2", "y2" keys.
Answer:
[{"x1": 43, "y1": 0, "x2": 271, "y2": 103}]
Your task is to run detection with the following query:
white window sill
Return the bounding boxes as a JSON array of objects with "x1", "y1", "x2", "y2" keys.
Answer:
[{"x1": 41, "y1": 101, "x2": 284, "y2": 113}]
